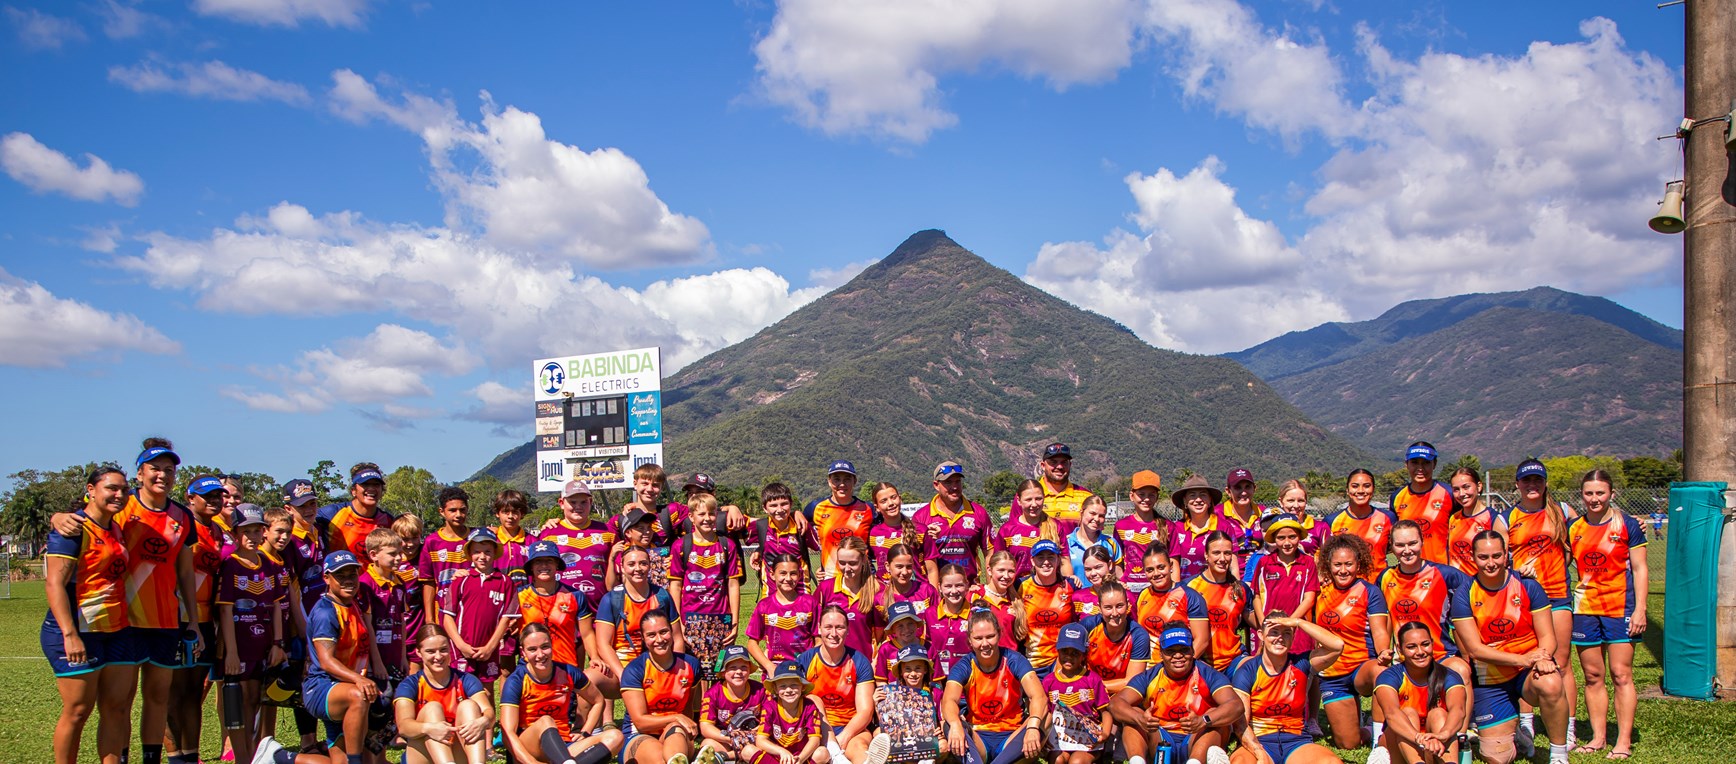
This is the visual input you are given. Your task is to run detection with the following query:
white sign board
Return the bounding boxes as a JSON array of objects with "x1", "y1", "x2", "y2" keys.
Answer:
[{"x1": 532, "y1": 347, "x2": 663, "y2": 493}]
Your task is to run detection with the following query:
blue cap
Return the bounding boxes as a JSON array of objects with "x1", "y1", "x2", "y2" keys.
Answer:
[
  {"x1": 716, "y1": 644, "x2": 754, "y2": 672},
  {"x1": 886, "y1": 600, "x2": 921, "y2": 627},
  {"x1": 1030, "y1": 539, "x2": 1061, "y2": 558},
  {"x1": 465, "y1": 527, "x2": 500, "y2": 549},
  {"x1": 895, "y1": 644, "x2": 931, "y2": 666},
  {"x1": 770, "y1": 660, "x2": 806, "y2": 683},
  {"x1": 233, "y1": 504, "x2": 267, "y2": 527},
  {"x1": 323, "y1": 550, "x2": 362, "y2": 573},
  {"x1": 1405, "y1": 444, "x2": 1438, "y2": 462},
  {"x1": 187, "y1": 475, "x2": 226, "y2": 496},
  {"x1": 136, "y1": 445, "x2": 180, "y2": 468},
  {"x1": 827, "y1": 460, "x2": 857, "y2": 476},
  {"x1": 1516, "y1": 459, "x2": 1547, "y2": 480},
  {"x1": 526, "y1": 540, "x2": 564, "y2": 570},
  {"x1": 1160, "y1": 625, "x2": 1195, "y2": 651},
  {"x1": 350, "y1": 469, "x2": 385, "y2": 486},
  {"x1": 281, "y1": 478, "x2": 317, "y2": 507},
  {"x1": 1056, "y1": 622, "x2": 1088, "y2": 654}
]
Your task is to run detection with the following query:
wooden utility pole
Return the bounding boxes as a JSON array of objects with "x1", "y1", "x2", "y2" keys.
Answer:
[{"x1": 1681, "y1": 0, "x2": 1736, "y2": 688}]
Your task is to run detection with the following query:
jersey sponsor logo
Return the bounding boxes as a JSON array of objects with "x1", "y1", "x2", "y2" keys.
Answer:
[
  {"x1": 1583, "y1": 551, "x2": 1609, "y2": 569},
  {"x1": 142, "y1": 536, "x2": 172, "y2": 557},
  {"x1": 1488, "y1": 617, "x2": 1516, "y2": 636},
  {"x1": 1319, "y1": 610, "x2": 1342, "y2": 627}
]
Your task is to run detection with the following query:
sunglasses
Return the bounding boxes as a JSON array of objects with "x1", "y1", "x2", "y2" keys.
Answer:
[{"x1": 934, "y1": 464, "x2": 964, "y2": 478}]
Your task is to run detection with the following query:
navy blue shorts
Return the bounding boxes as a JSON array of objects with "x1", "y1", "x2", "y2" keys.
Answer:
[
  {"x1": 1155, "y1": 728, "x2": 1194, "y2": 762},
  {"x1": 303, "y1": 675, "x2": 338, "y2": 721},
  {"x1": 1472, "y1": 672, "x2": 1528, "y2": 729},
  {"x1": 186, "y1": 621, "x2": 218, "y2": 669},
  {"x1": 1319, "y1": 670, "x2": 1361, "y2": 705},
  {"x1": 40, "y1": 618, "x2": 121, "y2": 676},
  {"x1": 1572, "y1": 614, "x2": 1637, "y2": 646},
  {"x1": 125, "y1": 626, "x2": 183, "y2": 668},
  {"x1": 1258, "y1": 731, "x2": 1311, "y2": 763}
]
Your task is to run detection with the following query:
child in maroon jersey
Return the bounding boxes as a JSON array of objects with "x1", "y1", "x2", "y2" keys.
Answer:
[
  {"x1": 1044, "y1": 623, "x2": 1114, "y2": 760},
  {"x1": 360, "y1": 528, "x2": 409, "y2": 676},
  {"x1": 698, "y1": 645, "x2": 766, "y2": 762},
  {"x1": 441, "y1": 528, "x2": 520, "y2": 684},
  {"x1": 746, "y1": 555, "x2": 819, "y2": 673},
  {"x1": 1251, "y1": 513, "x2": 1320, "y2": 657},
  {"x1": 754, "y1": 661, "x2": 826, "y2": 764},
  {"x1": 216, "y1": 505, "x2": 288, "y2": 763},
  {"x1": 391, "y1": 514, "x2": 428, "y2": 660}
]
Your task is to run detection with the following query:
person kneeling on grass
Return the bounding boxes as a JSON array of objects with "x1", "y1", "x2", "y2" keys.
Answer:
[
  {"x1": 621, "y1": 609, "x2": 705, "y2": 764},
  {"x1": 1367, "y1": 621, "x2": 1467, "y2": 764},
  {"x1": 256, "y1": 550, "x2": 388, "y2": 764},
  {"x1": 498, "y1": 623, "x2": 623, "y2": 764},
  {"x1": 392, "y1": 626, "x2": 496, "y2": 764},
  {"x1": 1110, "y1": 623, "x2": 1238, "y2": 764}
]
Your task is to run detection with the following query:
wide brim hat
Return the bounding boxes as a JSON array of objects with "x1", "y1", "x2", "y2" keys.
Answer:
[{"x1": 1170, "y1": 474, "x2": 1223, "y2": 508}]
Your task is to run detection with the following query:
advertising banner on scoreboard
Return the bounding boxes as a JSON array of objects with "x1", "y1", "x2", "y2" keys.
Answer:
[{"x1": 532, "y1": 347, "x2": 663, "y2": 493}]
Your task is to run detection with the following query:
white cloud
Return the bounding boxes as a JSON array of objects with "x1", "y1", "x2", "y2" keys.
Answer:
[
  {"x1": 457, "y1": 380, "x2": 526, "y2": 435},
  {"x1": 80, "y1": 224, "x2": 123, "y2": 253},
  {"x1": 224, "y1": 323, "x2": 476, "y2": 413},
  {"x1": 1026, "y1": 16, "x2": 1681, "y2": 353},
  {"x1": 329, "y1": 71, "x2": 712, "y2": 269},
  {"x1": 808, "y1": 259, "x2": 877, "y2": 289},
  {"x1": 1, "y1": 132, "x2": 144, "y2": 206},
  {"x1": 192, "y1": 0, "x2": 369, "y2": 28},
  {"x1": 7, "y1": 6, "x2": 84, "y2": 49},
  {"x1": 753, "y1": 0, "x2": 1142, "y2": 142},
  {"x1": 95, "y1": 0, "x2": 169, "y2": 39},
  {"x1": 0, "y1": 267, "x2": 178, "y2": 367},
  {"x1": 109, "y1": 60, "x2": 312, "y2": 105}
]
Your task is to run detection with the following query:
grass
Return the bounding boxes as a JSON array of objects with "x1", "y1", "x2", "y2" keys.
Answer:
[{"x1": 1, "y1": 540, "x2": 1729, "y2": 763}]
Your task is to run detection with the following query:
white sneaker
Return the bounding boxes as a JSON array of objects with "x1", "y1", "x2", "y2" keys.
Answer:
[
  {"x1": 1366, "y1": 747, "x2": 1391, "y2": 764},
  {"x1": 864, "y1": 733, "x2": 892, "y2": 764},
  {"x1": 1206, "y1": 746, "x2": 1231, "y2": 764},
  {"x1": 251, "y1": 736, "x2": 283, "y2": 764}
]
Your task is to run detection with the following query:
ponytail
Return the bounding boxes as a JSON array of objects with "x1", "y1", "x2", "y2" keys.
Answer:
[{"x1": 1396, "y1": 621, "x2": 1448, "y2": 710}]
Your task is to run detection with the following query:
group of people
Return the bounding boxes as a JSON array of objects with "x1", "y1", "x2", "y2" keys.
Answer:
[{"x1": 40, "y1": 438, "x2": 1651, "y2": 764}]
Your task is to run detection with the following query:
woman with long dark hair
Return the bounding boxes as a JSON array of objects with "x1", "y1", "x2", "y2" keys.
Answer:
[
  {"x1": 1370, "y1": 621, "x2": 1468, "y2": 764},
  {"x1": 1326, "y1": 469, "x2": 1395, "y2": 582},
  {"x1": 1445, "y1": 468, "x2": 1506, "y2": 576},
  {"x1": 1187, "y1": 531, "x2": 1255, "y2": 673}
]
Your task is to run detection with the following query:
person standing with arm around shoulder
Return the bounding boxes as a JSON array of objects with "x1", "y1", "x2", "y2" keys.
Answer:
[{"x1": 1567, "y1": 469, "x2": 1647, "y2": 760}]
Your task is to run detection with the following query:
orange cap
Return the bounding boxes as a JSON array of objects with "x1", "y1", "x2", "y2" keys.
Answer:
[{"x1": 1132, "y1": 469, "x2": 1161, "y2": 491}]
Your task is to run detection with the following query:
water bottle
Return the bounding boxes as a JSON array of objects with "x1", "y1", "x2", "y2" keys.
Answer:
[{"x1": 221, "y1": 680, "x2": 244, "y2": 730}]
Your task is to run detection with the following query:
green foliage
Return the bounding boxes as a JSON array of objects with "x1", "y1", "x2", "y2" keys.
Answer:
[
  {"x1": 307, "y1": 459, "x2": 348, "y2": 503},
  {"x1": 173, "y1": 465, "x2": 279, "y2": 507},
  {"x1": 1443, "y1": 453, "x2": 1482, "y2": 477},
  {"x1": 1, "y1": 464, "x2": 96, "y2": 551},
  {"x1": 1622, "y1": 456, "x2": 1681, "y2": 489},
  {"x1": 1376, "y1": 469, "x2": 1409, "y2": 494},
  {"x1": 981, "y1": 470, "x2": 1023, "y2": 508},
  {"x1": 381, "y1": 465, "x2": 442, "y2": 526},
  {"x1": 1541, "y1": 455, "x2": 1625, "y2": 493}
]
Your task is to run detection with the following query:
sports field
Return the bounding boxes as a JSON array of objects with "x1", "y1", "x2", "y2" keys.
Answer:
[{"x1": 1, "y1": 542, "x2": 1730, "y2": 763}]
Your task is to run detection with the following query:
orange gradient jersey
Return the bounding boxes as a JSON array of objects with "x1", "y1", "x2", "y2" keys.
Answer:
[
  {"x1": 500, "y1": 662, "x2": 585, "y2": 737},
  {"x1": 1506, "y1": 506, "x2": 1569, "y2": 600},
  {"x1": 516, "y1": 584, "x2": 591, "y2": 666},
  {"x1": 1376, "y1": 663, "x2": 1465, "y2": 720},
  {"x1": 395, "y1": 670, "x2": 485, "y2": 723},
  {"x1": 796, "y1": 647, "x2": 872, "y2": 729},
  {"x1": 1232, "y1": 656, "x2": 1314, "y2": 736},
  {"x1": 1315, "y1": 580, "x2": 1388, "y2": 677},
  {"x1": 119, "y1": 496, "x2": 195, "y2": 629},
  {"x1": 1446, "y1": 508, "x2": 1500, "y2": 575},
  {"x1": 1186, "y1": 574, "x2": 1251, "y2": 672},
  {"x1": 1567, "y1": 514, "x2": 1646, "y2": 617},
  {"x1": 1450, "y1": 573, "x2": 1548, "y2": 684},
  {"x1": 1390, "y1": 483, "x2": 1453, "y2": 564},
  {"x1": 944, "y1": 649, "x2": 1037, "y2": 732},
  {"x1": 319, "y1": 502, "x2": 395, "y2": 560},
  {"x1": 1377, "y1": 562, "x2": 1468, "y2": 660},
  {"x1": 1018, "y1": 577, "x2": 1076, "y2": 669},
  {"x1": 806, "y1": 497, "x2": 873, "y2": 577},
  {"x1": 45, "y1": 511, "x2": 130, "y2": 633},
  {"x1": 190, "y1": 517, "x2": 223, "y2": 623},
  {"x1": 1124, "y1": 662, "x2": 1231, "y2": 733},
  {"x1": 1327, "y1": 507, "x2": 1395, "y2": 581},
  {"x1": 1135, "y1": 585, "x2": 1206, "y2": 652}
]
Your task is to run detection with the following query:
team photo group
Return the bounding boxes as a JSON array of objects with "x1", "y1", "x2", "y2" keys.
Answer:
[{"x1": 41, "y1": 437, "x2": 1650, "y2": 764}]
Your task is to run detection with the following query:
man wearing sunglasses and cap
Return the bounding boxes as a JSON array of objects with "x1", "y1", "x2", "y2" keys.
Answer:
[
  {"x1": 1037, "y1": 443, "x2": 1093, "y2": 524},
  {"x1": 914, "y1": 461, "x2": 992, "y2": 583},
  {"x1": 315, "y1": 463, "x2": 396, "y2": 561}
]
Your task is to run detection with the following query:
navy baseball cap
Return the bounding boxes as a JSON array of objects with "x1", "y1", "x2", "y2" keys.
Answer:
[
  {"x1": 1043, "y1": 443, "x2": 1072, "y2": 459},
  {"x1": 281, "y1": 478, "x2": 317, "y2": 507},
  {"x1": 1160, "y1": 625, "x2": 1195, "y2": 651},
  {"x1": 1516, "y1": 459, "x2": 1547, "y2": 480},
  {"x1": 350, "y1": 469, "x2": 385, "y2": 486},
  {"x1": 717, "y1": 645, "x2": 754, "y2": 672},
  {"x1": 136, "y1": 445, "x2": 180, "y2": 467},
  {"x1": 886, "y1": 600, "x2": 921, "y2": 627},
  {"x1": 464, "y1": 527, "x2": 501, "y2": 549},
  {"x1": 895, "y1": 644, "x2": 931, "y2": 666},
  {"x1": 1057, "y1": 622, "x2": 1088, "y2": 653},
  {"x1": 233, "y1": 504, "x2": 267, "y2": 527},
  {"x1": 1405, "y1": 443, "x2": 1439, "y2": 462},
  {"x1": 1030, "y1": 539, "x2": 1061, "y2": 557},
  {"x1": 621, "y1": 508, "x2": 654, "y2": 529},
  {"x1": 187, "y1": 475, "x2": 226, "y2": 496},
  {"x1": 526, "y1": 540, "x2": 564, "y2": 570},
  {"x1": 323, "y1": 550, "x2": 362, "y2": 573},
  {"x1": 827, "y1": 460, "x2": 857, "y2": 476},
  {"x1": 770, "y1": 660, "x2": 806, "y2": 683},
  {"x1": 682, "y1": 473, "x2": 716, "y2": 492}
]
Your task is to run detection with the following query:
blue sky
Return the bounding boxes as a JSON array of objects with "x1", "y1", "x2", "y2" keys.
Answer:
[{"x1": 0, "y1": 0, "x2": 1688, "y2": 487}]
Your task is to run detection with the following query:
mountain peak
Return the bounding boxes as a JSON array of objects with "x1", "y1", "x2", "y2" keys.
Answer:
[{"x1": 884, "y1": 229, "x2": 959, "y2": 263}]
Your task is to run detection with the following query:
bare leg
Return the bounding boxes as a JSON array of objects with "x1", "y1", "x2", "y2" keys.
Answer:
[
  {"x1": 1550, "y1": 609, "x2": 1576, "y2": 743},
  {"x1": 97, "y1": 663, "x2": 138, "y2": 764},
  {"x1": 1576, "y1": 643, "x2": 1608, "y2": 751},
  {"x1": 454, "y1": 699, "x2": 491, "y2": 764},
  {"x1": 51, "y1": 675, "x2": 98, "y2": 764},
  {"x1": 1607, "y1": 642, "x2": 1637, "y2": 756}
]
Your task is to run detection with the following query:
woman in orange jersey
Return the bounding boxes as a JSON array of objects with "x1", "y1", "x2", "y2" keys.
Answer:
[
  {"x1": 970, "y1": 551, "x2": 1026, "y2": 652},
  {"x1": 1503, "y1": 459, "x2": 1576, "y2": 748},
  {"x1": 1376, "y1": 521, "x2": 1472, "y2": 690},
  {"x1": 1445, "y1": 468, "x2": 1506, "y2": 576},
  {"x1": 1018, "y1": 539, "x2": 1077, "y2": 675},
  {"x1": 621, "y1": 610, "x2": 704, "y2": 764},
  {"x1": 1312, "y1": 534, "x2": 1392, "y2": 750},
  {"x1": 1229, "y1": 614, "x2": 1346, "y2": 764},
  {"x1": 1389, "y1": 443, "x2": 1454, "y2": 565},
  {"x1": 502, "y1": 623, "x2": 624, "y2": 764},
  {"x1": 1449, "y1": 531, "x2": 1570, "y2": 764},
  {"x1": 1109, "y1": 622, "x2": 1238, "y2": 764},
  {"x1": 43, "y1": 465, "x2": 135, "y2": 764},
  {"x1": 1371, "y1": 621, "x2": 1468, "y2": 764},
  {"x1": 1186, "y1": 532, "x2": 1255, "y2": 674},
  {"x1": 1133, "y1": 546, "x2": 1209, "y2": 659},
  {"x1": 1326, "y1": 470, "x2": 1395, "y2": 581},
  {"x1": 941, "y1": 609, "x2": 1048, "y2": 764},
  {"x1": 594, "y1": 546, "x2": 682, "y2": 699},
  {"x1": 393, "y1": 626, "x2": 496, "y2": 764},
  {"x1": 1567, "y1": 469, "x2": 1647, "y2": 759}
]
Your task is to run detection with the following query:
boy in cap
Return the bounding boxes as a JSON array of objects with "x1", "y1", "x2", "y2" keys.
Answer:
[
  {"x1": 606, "y1": 507, "x2": 668, "y2": 591},
  {"x1": 806, "y1": 460, "x2": 875, "y2": 581},
  {"x1": 440, "y1": 528, "x2": 520, "y2": 685},
  {"x1": 756, "y1": 661, "x2": 826, "y2": 764},
  {"x1": 1045, "y1": 623, "x2": 1114, "y2": 761},
  {"x1": 698, "y1": 645, "x2": 766, "y2": 763},
  {"x1": 538, "y1": 480, "x2": 616, "y2": 612},
  {"x1": 216, "y1": 504, "x2": 289, "y2": 763}
]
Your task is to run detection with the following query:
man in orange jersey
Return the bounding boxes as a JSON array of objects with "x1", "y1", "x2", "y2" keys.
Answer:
[
  {"x1": 315, "y1": 464, "x2": 395, "y2": 560},
  {"x1": 804, "y1": 460, "x2": 874, "y2": 581},
  {"x1": 1389, "y1": 443, "x2": 1453, "y2": 565}
]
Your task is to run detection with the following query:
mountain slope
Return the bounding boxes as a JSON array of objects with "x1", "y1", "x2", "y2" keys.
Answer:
[
  {"x1": 1240, "y1": 302, "x2": 1682, "y2": 463},
  {"x1": 478, "y1": 230, "x2": 1370, "y2": 492}
]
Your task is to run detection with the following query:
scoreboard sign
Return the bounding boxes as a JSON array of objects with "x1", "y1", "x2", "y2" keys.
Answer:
[{"x1": 532, "y1": 347, "x2": 664, "y2": 493}]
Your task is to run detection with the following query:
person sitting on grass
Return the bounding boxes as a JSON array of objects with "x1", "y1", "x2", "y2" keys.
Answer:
[
  {"x1": 393, "y1": 626, "x2": 496, "y2": 764},
  {"x1": 754, "y1": 661, "x2": 831, "y2": 764},
  {"x1": 697, "y1": 645, "x2": 766, "y2": 763},
  {"x1": 1368, "y1": 621, "x2": 1468, "y2": 764},
  {"x1": 499, "y1": 623, "x2": 624, "y2": 764},
  {"x1": 1110, "y1": 623, "x2": 1239, "y2": 764},
  {"x1": 620, "y1": 609, "x2": 704, "y2": 764}
]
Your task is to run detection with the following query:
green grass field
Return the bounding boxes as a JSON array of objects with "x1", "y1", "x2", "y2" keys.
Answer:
[{"x1": 2, "y1": 540, "x2": 1730, "y2": 763}]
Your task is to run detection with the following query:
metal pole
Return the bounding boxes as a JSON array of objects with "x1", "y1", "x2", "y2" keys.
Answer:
[{"x1": 1681, "y1": 0, "x2": 1736, "y2": 688}]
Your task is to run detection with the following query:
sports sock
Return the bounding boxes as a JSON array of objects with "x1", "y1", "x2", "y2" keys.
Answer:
[
  {"x1": 540, "y1": 727, "x2": 577, "y2": 764},
  {"x1": 293, "y1": 706, "x2": 317, "y2": 737},
  {"x1": 142, "y1": 744, "x2": 163, "y2": 764},
  {"x1": 347, "y1": 755, "x2": 363, "y2": 764},
  {"x1": 1127, "y1": 757, "x2": 1146, "y2": 764},
  {"x1": 272, "y1": 751, "x2": 297, "y2": 764},
  {"x1": 574, "y1": 745, "x2": 612, "y2": 764},
  {"x1": 1373, "y1": 721, "x2": 1385, "y2": 741},
  {"x1": 1549, "y1": 742, "x2": 1569, "y2": 762},
  {"x1": 1518, "y1": 712, "x2": 1534, "y2": 734}
]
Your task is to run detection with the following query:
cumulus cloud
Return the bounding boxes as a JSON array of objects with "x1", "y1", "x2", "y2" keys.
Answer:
[
  {"x1": 329, "y1": 71, "x2": 712, "y2": 269},
  {"x1": 7, "y1": 6, "x2": 84, "y2": 49},
  {"x1": 1027, "y1": 16, "x2": 1679, "y2": 353},
  {"x1": 1, "y1": 132, "x2": 144, "y2": 206},
  {"x1": 754, "y1": 0, "x2": 1142, "y2": 142},
  {"x1": 192, "y1": 0, "x2": 369, "y2": 28},
  {"x1": 109, "y1": 60, "x2": 312, "y2": 105},
  {"x1": 95, "y1": 0, "x2": 169, "y2": 39},
  {"x1": 223, "y1": 323, "x2": 476, "y2": 413},
  {"x1": 0, "y1": 267, "x2": 178, "y2": 367}
]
